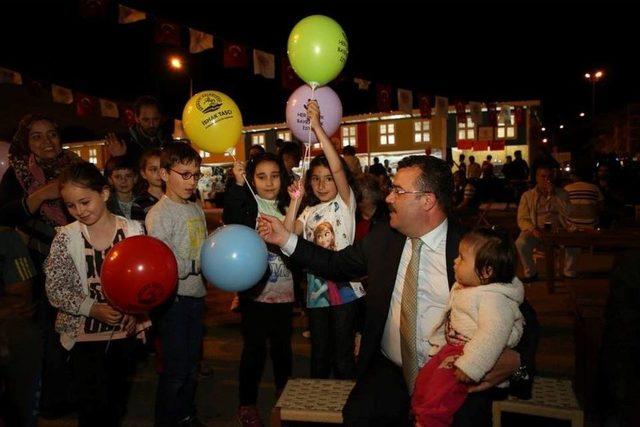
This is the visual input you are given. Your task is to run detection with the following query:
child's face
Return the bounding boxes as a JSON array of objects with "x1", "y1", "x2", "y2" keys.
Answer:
[
  {"x1": 161, "y1": 160, "x2": 200, "y2": 202},
  {"x1": 109, "y1": 169, "x2": 137, "y2": 195},
  {"x1": 61, "y1": 183, "x2": 110, "y2": 226},
  {"x1": 253, "y1": 160, "x2": 281, "y2": 200},
  {"x1": 141, "y1": 156, "x2": 162, "y2": 188},
  {"x1": 310, "y1": 165, "x2": 338, "y2": 202},
  {"x1": 316, "y1": 228, "x2": 334, "y2": 249},
  {"x1": 453, "y1": 240, "x2": 482, "y2": 287}
]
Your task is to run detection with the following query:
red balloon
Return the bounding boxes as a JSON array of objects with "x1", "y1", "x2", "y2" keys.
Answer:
[{"x1": 101, "y1": 235, "x2": 178, "y2": 313}]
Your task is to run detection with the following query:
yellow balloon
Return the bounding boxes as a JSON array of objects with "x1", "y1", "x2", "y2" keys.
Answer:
[{"x1": 182, "y1": 91, "x2": 243, "y2": 154}]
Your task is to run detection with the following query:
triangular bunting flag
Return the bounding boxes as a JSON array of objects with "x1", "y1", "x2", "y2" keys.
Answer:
[
  {"x1": 189, "y1": 28, "x2": 213, "y2": 54},
  {"x1": 0, "y1": 67, "x2": 22, "y2": 85},
  {"x1": 118, "y1": 5, "x2": 145, "y2": 24},
  {"x1": 376, "y1": 84, "x2": 393, "y2": 112},
  {"x1": 397, "y1": 88, "x2": 413, "y2": 113},
  {"x1": 280, "y1": 57, "x2": 300, "y2": 91},
  {"x1": 418, "y1": 93, "x2": 431, "y2": 119},
  {"x1": 154, "y1": 19, "x2": 181, "y2": 46},
  {"x1": 353, "y1": 77, "x2": 371, "y2": 91},
  {"x1": 120, "y1": 105, "x2": 136, "y2": 127},
  {"x1": 223, "y1": 41, "x2": 249, "y2": 68},
  {"x1": 253, "y1": 49, "x2": 275, "y2": 79},
  {"x1": 51, "y1": 84, "x2": 74, "y2": 104},
  {"x1": 76, "y1": 93, "x2": 97, "y2": 117},
  {"x1": 100, "y1": 99, "x2": 119, "y2": 118}
]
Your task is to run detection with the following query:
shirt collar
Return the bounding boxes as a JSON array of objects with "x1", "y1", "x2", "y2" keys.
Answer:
[{"x1": 418, "y1": 218, "x2": 448, "y2": 251}]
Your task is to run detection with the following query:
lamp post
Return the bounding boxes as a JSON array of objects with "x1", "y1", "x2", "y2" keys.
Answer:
[
  {"x1": 584, "y1": 70, "x2": 604, "y2": 117},
  {"x1": 169, "y1": 55, "x2": 193, "y2": 98}
]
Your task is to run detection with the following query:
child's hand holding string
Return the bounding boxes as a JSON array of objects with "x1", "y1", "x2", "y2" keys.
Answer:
[
  {"x1": 90, "y1": 303, "x2": 123, "y2": 326},
  {"x1": 121, "y1": 314, "x2": 137, "y2": 336},
  {"x1": 287, "y1": 178, "x2": 304, "y2": 201},
  {"x1": 307, "y1": 100, "x2": 322, "y2": 132},
  {"x1": 455, "y1": 368, "x2": 474, "y2": 384},
  {"x1": 232, "y1": 161, "x2": 246, "y2": 186}
]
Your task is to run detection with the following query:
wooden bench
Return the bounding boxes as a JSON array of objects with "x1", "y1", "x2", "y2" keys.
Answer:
[
  {"x1": 271, "y1": 378, "x2": 356, "y2": 426},
  {"x1": 492, "y1": 377, "x2": 583, "y2": 427}
]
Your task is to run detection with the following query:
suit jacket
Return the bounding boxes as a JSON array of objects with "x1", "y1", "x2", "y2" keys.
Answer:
[{"x1": 289, "y1": 218, "x2": 538, "y2": 396}]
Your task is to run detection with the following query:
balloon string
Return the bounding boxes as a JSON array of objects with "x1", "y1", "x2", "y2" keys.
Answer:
[
  {"x1": 105, "y1": 326, "x2": 116, "y2": 355},
  {"x1": 301, "y1": 84, "x2": 317, "y2": 181},
  {"x1": 229, "y1": 152, "x2": 263, "y2": 222}
]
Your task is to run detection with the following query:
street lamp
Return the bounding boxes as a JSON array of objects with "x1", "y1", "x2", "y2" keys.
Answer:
[
  {"x1": 169, "y1": 55, "x2": 193, "y2": 98},
  {"x1": 584, "y1": 70, "x2": 604, "y2": 116}
]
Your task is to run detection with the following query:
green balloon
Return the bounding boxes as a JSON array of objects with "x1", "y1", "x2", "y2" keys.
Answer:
[{"x1": 287, "y1": 15, "x2": 348, "y2": 88}]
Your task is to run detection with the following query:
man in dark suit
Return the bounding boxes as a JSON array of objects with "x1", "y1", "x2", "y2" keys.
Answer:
[{"x1": 258, "y1": 156, "x2": 538, "y2": 426}]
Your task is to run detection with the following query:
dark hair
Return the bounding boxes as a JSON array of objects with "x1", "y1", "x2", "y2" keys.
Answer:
[
  {"x1": 133, "y1": 95, "x2": 161, "y2": 117},
  {"x1": 304, "y1": 155, "x2": 352, "y2": 207},
  {"x1": 11, "y1": 114, "x2": 60, "y2": 157},
  {"x1": 459, "y1": 154, "x2": 465, "y2": 161},
  {"x1": 246, "y1": 152, "x2": 290, "y2": 214},
  {"x1": 462, "y1": 227, "x2": 517, "y2": 285},
  {"x1": 160, "y1": 142, "x2": 202, "y2": 170},
  {"x1": 104, "y1": 155, "x2": 136, "y2": 178},
  {"x1": 354, "y1": 173, "x2": 384, "y2": 205},
  {"x1": 342, "y1": 145, "x2": 357, "y2": 156},
  {"x1": 486, "y1": 155, "x2": 492, "y2": 160},
  {"x1": 249, "y1": 144, "x2": 266, "y2": 156},
  {"x1": 514, "y1": 150, "x2": 522, "y2": 158},
  {"x1": 278, "y1": 142, "x2": 301, "y2": 163},
  {"x1": 139, "y1": 148, "x2": 162, "y2": 171},
  {"x1": 58, "y1": 161, "x2": 109, "y2": 194},
  {"x1": 397, "y1": 155, "x2": 453, "y2": 214},
  {"x1": 468, "y1": 155, "x2": 475, "y2": 162}
]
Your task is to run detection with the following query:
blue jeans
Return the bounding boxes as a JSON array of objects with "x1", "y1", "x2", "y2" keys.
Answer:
[{"x1": 154, "y1": 295, "x2": 204, "y2": 426}]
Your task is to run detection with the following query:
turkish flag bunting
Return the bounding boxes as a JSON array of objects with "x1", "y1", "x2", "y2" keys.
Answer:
[
  {"x1": 223, "y1": 41, "x2": 249, "y2": 68},
  {"x1": 418, "y1": 93, "x2": 432, "y2": 119},
  {"x1": 376, "y1": 83, "x2": 393, "y2": 112}
]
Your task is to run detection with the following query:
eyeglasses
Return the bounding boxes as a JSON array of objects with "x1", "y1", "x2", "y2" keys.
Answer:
[
  {"x1": 170, "y1": 169, "x2": 203, "y2": 181},
  {"x1": 387, "y1": 185, "x2": 433, "y2": 197}
]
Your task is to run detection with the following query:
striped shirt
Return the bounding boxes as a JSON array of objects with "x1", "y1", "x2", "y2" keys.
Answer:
[{"x1": 564, "y1": 181, "x2": 603, "y2": 228}]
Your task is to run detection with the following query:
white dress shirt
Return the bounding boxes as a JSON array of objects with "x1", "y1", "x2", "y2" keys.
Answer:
[{"x1": 380, "y1": 219, "x2": 451, "y2": 368}]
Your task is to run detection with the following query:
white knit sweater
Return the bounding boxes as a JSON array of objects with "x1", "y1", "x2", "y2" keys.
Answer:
[{"x1": 428, "y1": 278, "x2": 524, "y2": 382}]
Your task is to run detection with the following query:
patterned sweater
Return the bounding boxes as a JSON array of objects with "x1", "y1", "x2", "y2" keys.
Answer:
[{"x1": 45, "y1": 216, "x2": 145, "y2": 350}]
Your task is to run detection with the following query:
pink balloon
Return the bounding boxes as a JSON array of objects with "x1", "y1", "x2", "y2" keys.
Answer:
[
  {"x1": 0, "y1": 142, "x2": 10, "y2": 182},
  {"x1": 286, "y1": 85, "x2": 342, "y2": 144}
]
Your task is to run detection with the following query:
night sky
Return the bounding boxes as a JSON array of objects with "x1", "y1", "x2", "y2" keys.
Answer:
[{"x1": 1, "y1": 1, "x2": 636, "y2": 138}]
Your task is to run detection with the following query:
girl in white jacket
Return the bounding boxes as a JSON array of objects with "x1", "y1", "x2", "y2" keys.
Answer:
[
  {"x1": 45, "y1": 162, "x2": 148, "y2": 427},
  {"x1": 412, "y1": 227, "x2": 524, "y2": 427}
]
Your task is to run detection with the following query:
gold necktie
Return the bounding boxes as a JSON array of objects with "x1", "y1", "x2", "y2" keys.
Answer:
[{"x1": 400, "y1": 238, "x2": 423, "y2": 392}]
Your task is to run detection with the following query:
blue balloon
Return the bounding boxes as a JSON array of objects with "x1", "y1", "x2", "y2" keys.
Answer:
[{"x1": 200, "y1": 224, "x2": 269, "y2": 292}]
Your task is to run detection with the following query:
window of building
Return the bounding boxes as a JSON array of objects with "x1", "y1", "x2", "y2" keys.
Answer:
[
  {"x1": 341, "y1": 125, "x2": 357, "y2": 147},
  {"x1": 414, "y1": 120, "x2": 430, "y2": 143},
  {"x1": 496, "y1": 114, "x2": 517, "y2": 139},
  {"x1": 277, "y1": 130, "x2": 292, "y2": 141},
  {"x1": 88, "y1": 149, "x2": 97, "y2": 165},
  {"x1": 251, "y1": 133, "x2": 265, "y2": 147},
  {"x1": 379, "y1": 123, "x2": 395, "y2": 145},
  {"x1": 457, "y1": 116, "x2": 476, "y2": 141}
]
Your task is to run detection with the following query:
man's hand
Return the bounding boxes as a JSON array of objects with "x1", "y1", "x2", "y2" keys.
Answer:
[
  {"x1": 454, "y1": 368, "x2": 474, "y2": 384},
  {"x1": 105, "y1": 132, "x2": 127, "y2": 157},
  {"x1": 468, "y1": 348, "x2": 520, "y2": 393},
  {"x1": 257, "y1": 214, "x2": 291, "y2": 248}
]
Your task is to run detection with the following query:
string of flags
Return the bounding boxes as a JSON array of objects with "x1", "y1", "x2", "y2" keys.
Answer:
[
  {"x1": 1, "y1": 1, "x2": 531, "y2": 137},
  {"x1": 79, "y1": 2, "x2": 528, "y2": 121},
  {"x1": 1, "y1": 65, "x2": 137, "y2": 127}
]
